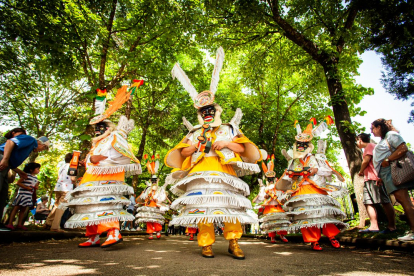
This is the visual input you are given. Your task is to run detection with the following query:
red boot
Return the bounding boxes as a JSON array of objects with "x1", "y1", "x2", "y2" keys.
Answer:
[
  {"x1": 156, "y1": 232, "x2": 161, "y2": 239},
  {"x1": 311, "y1": 242, "x2": 323, "y2": 251},
  {"x1": 270, "y1": 236, "x2": 276, "y2": 243},
  {"x1": 148, "y1": 234, "x2": 154, "y2": 240},
  {"x1": 189, "y1": 233, "x2": 194, "y2": 241},
  {"x1": 329, "y1": 237, "x2": 341, "y2": 248},
  {"x1": 279, "y1": 234, "x2": 288, "y2": 243}
]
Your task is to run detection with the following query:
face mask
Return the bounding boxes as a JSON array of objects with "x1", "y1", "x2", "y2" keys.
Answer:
[
  {"x1": 200, "y1": 105, "x2": 216, "y2": 123},
  {"x1": 296, "y1": 141, "x2": 309, "y2": 152},
  {"x1": 95, "y1": 123, "x2": 108, "y2": 137}
]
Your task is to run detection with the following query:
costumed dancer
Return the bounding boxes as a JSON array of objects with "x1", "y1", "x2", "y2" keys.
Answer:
[
  {"x1": 135, "y1": 154, "x2": 171, "y2": 240},
  {"x1": 280, "y1": 117, "x2": 348, "y2": 251},
  {"x1": 64, "y1": 81, "x2": 144, "y2": 248},
  {"x1": 165, "y1": 47, "x2": 262, "y2": 259},
  {"x1": 253, "y1": 153, "x2": 290, "y2": 243}
]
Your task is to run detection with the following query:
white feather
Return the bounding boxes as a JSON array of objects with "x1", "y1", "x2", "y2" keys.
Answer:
[
  {"x1": 171, "y1": 63, "x2": 198, "y2": 100},
  {"x1": 154, "y1": 160, "x2": 160, "y2": 174},
  {"x1": 230, "y1": 108, "x2": 243, "y2": 128},
  {"x1": 210, "y1": 47, "x2": 225, "y2": 95},
  {"x1": 182, "y1": 116, "x2": 194, "y2": 132}
]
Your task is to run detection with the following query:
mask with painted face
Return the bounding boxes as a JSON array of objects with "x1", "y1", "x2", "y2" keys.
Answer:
[
  {"x1": 200, "y1": 105, "x2": 216, "y2": 124},
  {"x1": 95, "y1": 122, "x2": 108, "y2": 137},
  {"x1": 295, "y1": 141, "x2": 309, "y2": 152}
]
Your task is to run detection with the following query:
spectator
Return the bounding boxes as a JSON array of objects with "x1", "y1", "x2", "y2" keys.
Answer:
[
  {"x1": 371, "y1": 119, "x2": 414, "y2": 241},
  {"x1": 357, "y1": 133, "x2": 396, "y2": 233},
  {"x1": 5, "y1": 163, "x2": 41, "y2": 230},
  {"x1": 0, "y1": 128, "x2": 49, "y2": 231},
  {"x1": 44, "y1": 153, "x2": 74, "y2": 232},
  {"x1": 35, "y1": 195, "x2": 50, "y2": 221},
  {"x1": 123, "y1": 194, "x2": 136, "y2": 231}
]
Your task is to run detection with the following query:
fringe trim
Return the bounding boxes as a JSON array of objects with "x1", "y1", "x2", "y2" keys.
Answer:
[
  {"x1": 288, "y1": 208, "x2": 346, "y2": 218},
  {"x1": 66, "y1": 185, "x2": 133, "y2": 201},
  {"x1": 171, "y1": 176, "x2": 249, "y2": 196},
  {"x1": 86, "y1": 163, "x2": 141, "y2": 177},
  {"x1": 285, "y1": 195, "x2": 340, "y2": 209},
  {"x1": 170, "y1": 215, "x2": 257, "y2": 226},
  {"x1": 261, "y1": 221, "x2": 291, "y2": 230},
  {"x1": 170, "y1": 195, "x2": 252, "y2": 210},
  {"x1": 235, "y1": 161, "x2": 261, "y2": 173},
  {"x1": 66, "y1": 199, "x2": 130, "y2": 207},
  {"x1": 136, "y1": 218, "x2": 165, "y2": 225},
  {"x1": 288, "y1": 221, "x2": 349, "y2": 232},
  {"x1": 64, "y1": 214, "x2": 134, "y2": 229}
]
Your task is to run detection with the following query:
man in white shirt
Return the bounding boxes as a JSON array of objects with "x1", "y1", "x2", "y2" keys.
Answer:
[{"x1": 45, "y1": 153, "x2": 75, "y2": 232}]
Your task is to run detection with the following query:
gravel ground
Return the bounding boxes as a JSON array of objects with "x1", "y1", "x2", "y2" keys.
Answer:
[{"x1": 0, "y1": 235, "x2": 413, "y2": 276}]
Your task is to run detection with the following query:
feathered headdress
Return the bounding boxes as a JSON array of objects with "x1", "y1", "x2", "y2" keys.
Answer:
[
  {"x1": 294, "y1": 116, "x2": 334, "y2": 142},
  {"x1": 90, "y1": 80, "x2": 144, "y2": 125},
  {"x1": 261, "y1": 154, "x2": 276, "y2": 178},
  {"x1": 142, "y1": 153, "x2": 160, "y2": 176},
  {"x1": 171, "y1": 47, "x2": 225, "y2": 109}
]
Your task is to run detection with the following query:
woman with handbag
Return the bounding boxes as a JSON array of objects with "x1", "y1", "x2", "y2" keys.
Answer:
[{"x1": 371, "y1": 119, "x2": 414, "y2": 241}]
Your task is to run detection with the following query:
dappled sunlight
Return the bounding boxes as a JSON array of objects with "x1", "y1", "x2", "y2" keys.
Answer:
[
  {"x1": 273, "y1": 252, "x2": 293, "y2": 255},
  {"x1": 336, "y1": 272, "x2": 412, "y2": 276},
  {"x1": 147, "y1": 265, "x2": 161, "y2": 268},
  {"x1": 1, "y1": 235, "x2": 414, "y2": 275}
]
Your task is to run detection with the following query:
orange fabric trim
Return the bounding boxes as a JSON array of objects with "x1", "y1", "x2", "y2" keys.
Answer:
[{"x1": 80, "y1": 171, "x2": 125, "y2": 184}]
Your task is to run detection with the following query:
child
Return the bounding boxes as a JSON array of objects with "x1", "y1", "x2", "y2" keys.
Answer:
[{"x1": 6, "y1": 163, "x2": 40, "y2": 230}]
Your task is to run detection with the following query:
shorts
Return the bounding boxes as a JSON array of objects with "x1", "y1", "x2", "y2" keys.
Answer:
[{"x1": 363, "y1": 180, "x2": 391, "y2": 204}]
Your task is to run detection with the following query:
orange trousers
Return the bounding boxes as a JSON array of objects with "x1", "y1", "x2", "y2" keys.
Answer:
[
  {"x1": 187, "y1": 227, "x2": 197, "y2": 234},
  {"x1": 85, "y1": 221, "x2": 120, "y2": 237},
  {"x1": 300, "y1": 224, "x2": 340, "y2": 243},
  {"x1": 146, "y1": 222, "x2": 163, "y2": 234},
  {"x1": 268, "y1": 231, "x2": 287, "y2": 237}
]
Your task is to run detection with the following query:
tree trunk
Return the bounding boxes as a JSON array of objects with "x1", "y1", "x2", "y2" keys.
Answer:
[{"x1": 323, "y1": 64, "x2": 368, "y2": 227}]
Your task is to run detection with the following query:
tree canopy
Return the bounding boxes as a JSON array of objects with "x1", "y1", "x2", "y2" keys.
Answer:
[{"x1": 0, "y1": 0, "x2": 409, "y2": 221}]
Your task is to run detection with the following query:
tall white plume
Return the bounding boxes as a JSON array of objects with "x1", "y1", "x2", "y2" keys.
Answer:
[
  {"x1": 210, "y1": 47, "x2": 225, "y2": 95},
  {"x1": 182, "y1": 116, "x2": 194, "y2": 131},
  {"x1": 230, "y1": 108, "x2": 243, "y2": 128},
  {"x1": 171, "y1": 63, "x2": 198, "y2": 101}
]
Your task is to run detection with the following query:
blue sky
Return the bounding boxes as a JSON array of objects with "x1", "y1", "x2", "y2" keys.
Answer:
[
  {"x1": 336, "y1": 51, "x2": 414, "y2": 172},
  {"x1": 353, "y1": 51, "x2": 414, "y2": 145}
]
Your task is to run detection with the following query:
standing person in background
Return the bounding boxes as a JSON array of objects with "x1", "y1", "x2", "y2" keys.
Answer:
[
  {"x1": 371, "y1": 119, "x2": 414, "y2": 241},
  {"x1": 45, "y1": 153, "x2": 75, "y2": 232},
  {"x1": 356, "y1": 133, "x2": 396, "y2": 233},
  {"x1": 5, "y1": 163, "x2": 41, "y2": 230},
  {"x1": 122, "y1": 194, "x2": 136, "y2": 231},
  {"x1": 0, "y1": 128, "x2": 50, "y2": 231}
]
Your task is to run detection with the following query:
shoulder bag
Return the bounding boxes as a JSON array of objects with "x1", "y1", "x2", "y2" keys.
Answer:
[{"x1": 386, "y1": 139, "x2": 414, "y2": 185}]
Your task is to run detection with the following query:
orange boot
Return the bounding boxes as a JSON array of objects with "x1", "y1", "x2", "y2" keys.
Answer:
[
  {"x1": 78, "y1": 234, "x2": 100, "y2": 248},
  {"x1": 101, "y1": 229, "x2": 123, "y2": 248}
]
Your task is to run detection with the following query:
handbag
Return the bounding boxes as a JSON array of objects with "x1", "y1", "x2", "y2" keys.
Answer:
[{"x1": 386, "y1": 139, "x2": 414, "y2": 185}]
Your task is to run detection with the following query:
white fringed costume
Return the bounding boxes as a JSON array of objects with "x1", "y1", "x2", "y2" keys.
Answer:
[
  {"x1": 64, "y1": 81, "x2": 144, "y2": 248},
  {"x1": 278, "y1": 118, "x2": 348, "y2": 250},
  {"x1": 165, "y1": 48, "x2": 262, "y2": 257},
  {"x1": 65, "y1": 116, "x2": 141, "y2": 228},
  {"x1": 135, "y1": 155, "x2": 170, "y2": 239}
]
